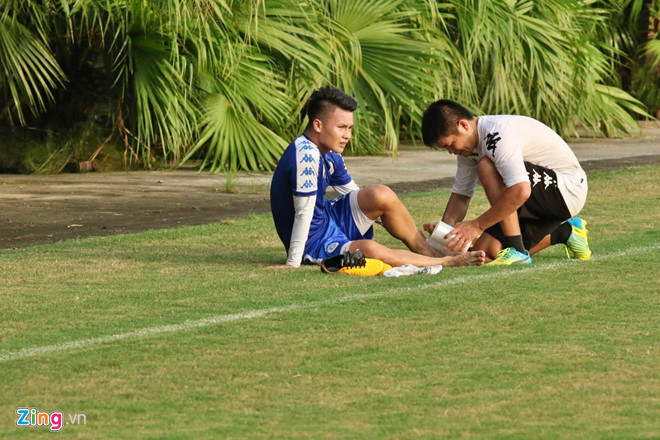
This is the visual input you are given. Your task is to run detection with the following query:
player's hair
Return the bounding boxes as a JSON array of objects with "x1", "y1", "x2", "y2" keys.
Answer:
[
  {"x1": 304, "y1": 86, "x2": 358, "y2": 129},
  {"x1": 421, "y1": 99, "x2": 474, "y2": 146}
]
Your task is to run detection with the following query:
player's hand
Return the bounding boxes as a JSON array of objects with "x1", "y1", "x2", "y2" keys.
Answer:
[
  {"x1": 445, "y1": 220, "x2": 482, "y2": 254},
  {"x1": 267, "y1": 264, "x2": 297, "y2": 269},
  {"x1": 423, "y1": 222, "x2": 438, "y2": 235}
]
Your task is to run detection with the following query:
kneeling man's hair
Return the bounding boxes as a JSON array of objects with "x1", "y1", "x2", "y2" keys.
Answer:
[{"x1": 422, "y1": 99, "x2": 474, "y2": 146}]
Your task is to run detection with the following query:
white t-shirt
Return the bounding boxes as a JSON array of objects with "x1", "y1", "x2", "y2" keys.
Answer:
[{"x1": 452, "y1": 115, "x2": 587, "y2": 216}]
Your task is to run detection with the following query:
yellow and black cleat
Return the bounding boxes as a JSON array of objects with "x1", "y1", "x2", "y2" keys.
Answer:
[{"x1": 321, "y1": 250, "x2": 389, "y2": 276}]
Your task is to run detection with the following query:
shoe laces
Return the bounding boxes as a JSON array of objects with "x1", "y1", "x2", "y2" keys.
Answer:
[
  {"x1": 496, "y1": 247, "x2": 522, "y2": 262},
  {"x1": 342, "y1": 249, "x2": 367, "y2": 268}
]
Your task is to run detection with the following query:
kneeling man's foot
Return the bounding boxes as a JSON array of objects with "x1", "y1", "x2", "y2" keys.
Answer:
[
  {"x1": 565, "y1": 218, "x2": 592, "y2": 260},
  {"x1": 487, "y1": 247, "x2": 532, "y2": 265}
]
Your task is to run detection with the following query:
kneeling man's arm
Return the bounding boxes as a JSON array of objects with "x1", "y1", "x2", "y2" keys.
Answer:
[
  {"x1": 442, "y1": 192, "x2": 472, "y2": 226},
  {"x1": 475, "y1": 181, "x2": 531, "y2": 231}
]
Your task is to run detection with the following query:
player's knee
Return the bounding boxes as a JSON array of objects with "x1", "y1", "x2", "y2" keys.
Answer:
[
  {"x1": 362, "y1": 184, "x2": 398, "y2": 208},
  {"x1": 353, "y1": 240, "x2": 390, "y2": 260}
]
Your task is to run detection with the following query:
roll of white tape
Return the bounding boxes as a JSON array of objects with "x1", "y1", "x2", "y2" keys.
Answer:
[{"x1": 426, "y1": 221, "x2": 470, "y2": 255}]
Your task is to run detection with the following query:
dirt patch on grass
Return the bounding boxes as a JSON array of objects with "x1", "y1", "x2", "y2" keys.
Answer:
[{"x1": 1, "y1": 155, "x2": 659, "y2": 249}]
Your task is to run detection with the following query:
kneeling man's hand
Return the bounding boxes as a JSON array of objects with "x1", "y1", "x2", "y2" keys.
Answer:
[{"x1": 446, "y1": 220, "x2": 482, "y2": 254}]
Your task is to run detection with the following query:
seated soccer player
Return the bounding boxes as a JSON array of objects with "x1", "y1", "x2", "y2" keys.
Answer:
[{"x1": 268, "y1": 86, "x2": 485, "y2": 271}]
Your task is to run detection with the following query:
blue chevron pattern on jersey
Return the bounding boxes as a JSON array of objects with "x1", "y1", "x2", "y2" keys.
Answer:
[{"x1": 270, "y1": 134, "x2": 355, "y2": 256}]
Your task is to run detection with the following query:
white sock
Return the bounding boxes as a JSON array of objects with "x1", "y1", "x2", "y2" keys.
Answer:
[{"x1": 382, "y1": 264, "x2": 443, "y2": 278}]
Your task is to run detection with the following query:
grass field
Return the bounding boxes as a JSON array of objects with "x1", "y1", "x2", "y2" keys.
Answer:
[{"x1": 1, "y1": 165, "x2": 659, "y2": 439}]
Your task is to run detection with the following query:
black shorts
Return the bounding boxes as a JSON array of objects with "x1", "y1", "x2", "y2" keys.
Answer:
[{"x1": 484, "y1": 162, "x2": 571, "y2": 249}]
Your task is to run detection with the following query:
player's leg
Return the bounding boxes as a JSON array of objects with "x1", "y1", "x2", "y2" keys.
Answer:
[
  {"x1": 529, "y1": 234, "x2": 552, "y2": 255},
  {"x1": 330, "y1": 192, "x2": 485, "y2": 267},
  {"x1": 484, "y1": 216, "x2": 564, "y2": 260},
  {"x1": 523, "y1": 219, "x2": 561, "y2": 256},
  {"x1": 470, "y1": 232, "x2": 504, "y2": 261},
  {"x1": 539, "y1": 171, "x2": 591, "y2": 259},
  {"x1": 530, "y1": 218, "x2": 591, "y2": 259},
  {"x1": 477, "y1": 157, "x2": 522, "y2": 238},
  {"x1": 476, "y1": 157, "x2": 529, "y2": 265},
  {"x1": 471, "y1": 157, "x2": 528, "y2": 264},
  {"x1": 472, "y1": 224, "x2": 531, "y2": 264},
  {"x1": 348, "y1": 239, "x2": 485, "y2": 267},
  {"x1": 517, "y1": 163, "x2": 588, "y2": 258},
  {"x1": 356, "y1": 185, "x2": 435, "y2": 256}
]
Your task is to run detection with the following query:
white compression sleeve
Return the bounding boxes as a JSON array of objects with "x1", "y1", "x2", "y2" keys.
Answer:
[
  {"x1": 286, "y1": 195, "x2": 316, "y2": 267},
  {"x1": 333, "y1": 179, "x2": 359, "y2": 196}
]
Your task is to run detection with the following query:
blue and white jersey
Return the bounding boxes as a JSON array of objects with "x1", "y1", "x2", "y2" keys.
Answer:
[{"x1": 270, "y1": 135, "x2": 354, "y2": 253}]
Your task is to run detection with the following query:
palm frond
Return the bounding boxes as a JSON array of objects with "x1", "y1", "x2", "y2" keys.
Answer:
[
  {"x1": 647, "y1": 39, "x2": 660, "y2": 67},
  {"x1": 128, "y1": 33, "x2": 198, "y2": 165},
  {"x1": 0, "y1": 12, "x2": 65, "y2": 124},
  {"x1": 1, "y1": 0, "x2": 655, "y2": 173},
  {"x1": 444, "y1": 0, "x2": 649, "y2": 136},
  {"x1": 182, "y1": 91, "x2": 287, "y2": 172},
  {"x1": 311, "y1": 0, "x2": 449, "y2": 153},
  {"x1": 239, "y1": 1, "x2": 329, "y2": 79}
]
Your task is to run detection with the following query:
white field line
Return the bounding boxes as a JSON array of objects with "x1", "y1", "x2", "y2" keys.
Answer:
[{"x1": 1, "y1": 244, "x2": 658, "y2": 363}]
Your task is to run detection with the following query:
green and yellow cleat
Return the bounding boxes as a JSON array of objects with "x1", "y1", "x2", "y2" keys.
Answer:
[
  {"x1": 565, "y1": 217, "x2": 592, "y2": 260},
  {"x1": 487, "y1": 247, "x2": 532, "y2": 265}
]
